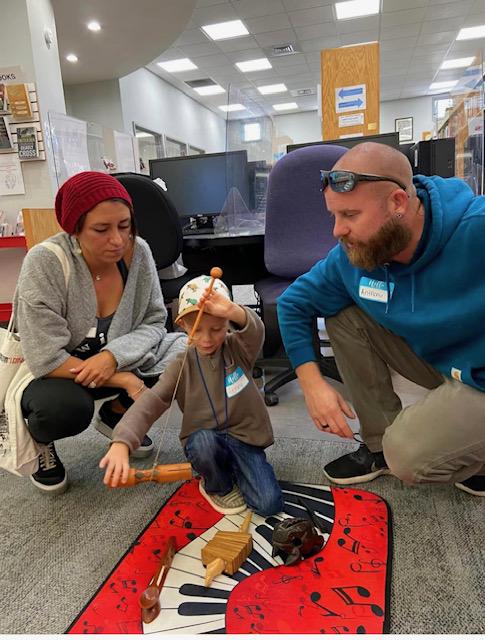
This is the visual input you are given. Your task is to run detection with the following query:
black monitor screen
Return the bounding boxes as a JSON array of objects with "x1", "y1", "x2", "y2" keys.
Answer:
[
  {"x1": 149, "y1": 150, "x2": 249, "y2": 219},
  {"x1": 286, "y1": 132, "x2": 400, "y2": 154}
]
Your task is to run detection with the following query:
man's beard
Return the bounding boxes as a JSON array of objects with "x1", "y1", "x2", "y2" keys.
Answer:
[{"x1": 340, "y1": 217, "x2": 412, "y2": 271}]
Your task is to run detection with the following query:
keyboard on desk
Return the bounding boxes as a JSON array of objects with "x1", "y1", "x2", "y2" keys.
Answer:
[{"x1": 183, "y1": 226, "x2": 215, "y2": 236}]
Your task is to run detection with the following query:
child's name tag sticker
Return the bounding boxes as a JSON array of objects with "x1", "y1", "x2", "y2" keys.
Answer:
[
  {"x1": 225, "y1": 367, "x2": 249, "y2": 398},
  {"x1": 359, "y1": 277, "x2": 394, "y2": 303}
]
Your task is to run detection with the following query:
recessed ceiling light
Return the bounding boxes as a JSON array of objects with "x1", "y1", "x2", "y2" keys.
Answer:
[
  {"x1": 135, "y1": 132, "x2": 153, "y2": 138},
  {"x1": 335, "y1": 0, "x2": 380, "y2": 20},
  {"x1": 456, "y1": 25, "x2": 485, "y2": 40},
  {"x1": 235, "y1": 58, "x2": 272, "y2": 73},
  {"x1": 257, "y1": 83, "x2": 287, "y2": 95},
  {"x1": 218, "y1": 104, "x2": 246, "y2": 112},
  {"x1": 194, "y1": 84, "x2": 225, "y2": 96},
  {"x1": 429, "y1": 80, "x2": 458, "y2": 91},
  {"x1": 340, "y1": 40, "x2": 378, "y2": 47},
  {"x1": 157, "y1": 58, "x2": 198, "y2": 73},
  {"x1": 273, "y1": 102, "x2": 298, "y2": 111},
  {"x1": 440, "y1": 57, "x2": 475, "y2": 70},
  {"x1": 66, "y1": 53, "x2": 78, "y2": 63},
  {"x1": 201, "y1": 19, "x2": 249, "y2": 41},
  {"x1": 87, "y1": 21, "x2": 101, "y2": 32}
]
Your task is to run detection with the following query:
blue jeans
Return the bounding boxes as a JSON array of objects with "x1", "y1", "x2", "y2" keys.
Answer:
[{"x1": 184, "y1": 429, "x2": 283, "y2": 516}]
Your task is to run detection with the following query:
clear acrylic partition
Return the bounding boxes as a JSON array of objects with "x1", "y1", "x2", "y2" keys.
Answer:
[
  {"x1": 217, "y1": 84, "x2": 274, "y2": 235},
  {"x1": 47, "y1": 112, "x2": 139, "y2": 188},
  {"x1": 434, "y1": 51, "x2": 484, "y2": 195}
]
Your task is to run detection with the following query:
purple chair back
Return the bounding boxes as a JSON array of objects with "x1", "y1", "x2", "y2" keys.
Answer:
[{"x1": 264, "y1": 144, "x2": 348, "y2": 279}]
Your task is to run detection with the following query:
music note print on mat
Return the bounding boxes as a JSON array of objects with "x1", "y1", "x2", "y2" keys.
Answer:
[
  {"x1": 337, "y1": 527, "x2": 376, "y2": 555},
  {"x1": 350, "y1": 559, "x2": 385, "y2": 574},
  {"x1": 310, "y1": 591, "x2": 340, "y2": 617},
  {"x1": 332, "y1": 586, "x2": 384, "y2": 617}
]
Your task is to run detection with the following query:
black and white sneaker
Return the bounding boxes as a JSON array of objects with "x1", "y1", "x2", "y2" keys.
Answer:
[
  {"x1": 30, "y1": 442, "x2": 68, "y2": 495},
  {"x1": 324, "y1": 443, "x2": 391, "y2": 485},
  {"x1": 455, "y1": 476, "x2": 485, "y2": 497},
  {"x1": 96, "y1": 400, "x2": 153, "y2": 459}
]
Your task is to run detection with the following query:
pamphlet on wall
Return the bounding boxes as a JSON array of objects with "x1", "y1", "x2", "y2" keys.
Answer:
[
  {"x1": 5, "y1": 83, "x2": 32, "y2": 120},
  {"x1": 16, "y1": 126, "x2": 38, "y2": 159},
  {"x1": 0, "y1": 116, "x2": 13, "y2": 151},
  {"x1": 0, "y1": 84, "x2": 8, "y2": 114},
  {"x1": 0, "y1": 153, "x2": 25, "y2": 195}
]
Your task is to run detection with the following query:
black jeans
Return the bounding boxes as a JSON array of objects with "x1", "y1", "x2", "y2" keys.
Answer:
[{"x1": 21, "y1": 377, "x2": 158, "y2": 444}]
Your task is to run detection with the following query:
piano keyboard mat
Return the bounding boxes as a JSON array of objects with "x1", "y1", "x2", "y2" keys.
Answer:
[{"x1": 67, "y1": 479, "x2": 392, "y2": 634}]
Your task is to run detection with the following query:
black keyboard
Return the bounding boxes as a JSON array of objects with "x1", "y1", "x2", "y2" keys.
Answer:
[{"x1": 183, "y1": 226, "x2": 215, "y2": 236}]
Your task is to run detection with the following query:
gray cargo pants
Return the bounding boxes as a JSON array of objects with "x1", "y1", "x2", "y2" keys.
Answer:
[{"x1": 325, "y1": 305, "x2": 485, "y2": 484}]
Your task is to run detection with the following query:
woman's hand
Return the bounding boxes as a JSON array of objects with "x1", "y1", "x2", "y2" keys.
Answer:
[
  {"x1": 70, "y1": 350, "x2": 117, "y2": 388},
  {"x1": 99, "y1": 442, "x2": 130, "y2": 487}
]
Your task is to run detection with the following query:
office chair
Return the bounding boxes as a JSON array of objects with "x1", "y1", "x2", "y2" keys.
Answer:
[
  {"x1": 114, "y1": 173, "x2": 194, "y2": 328},
  {"x1": 254, "y1": 144, "x2": 348, "y2": 406}
]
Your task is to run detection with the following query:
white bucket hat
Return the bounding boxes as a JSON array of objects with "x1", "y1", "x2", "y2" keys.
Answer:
[{"x1": 176, "y1": 274, "x2": 231, "y2": 323}]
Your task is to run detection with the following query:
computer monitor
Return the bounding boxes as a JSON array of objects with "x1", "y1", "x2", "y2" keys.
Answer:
[
  {"x1": 286, "y1": 132, "x2": 400, "y2": 154},
  {"x1": 149, "y1": 150, "x2": 250, "y2": 221}
]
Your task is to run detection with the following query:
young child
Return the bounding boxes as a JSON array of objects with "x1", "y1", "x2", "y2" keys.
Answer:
[{"x1": 99, "y1": 274, "x2": 283, "y2": 516}]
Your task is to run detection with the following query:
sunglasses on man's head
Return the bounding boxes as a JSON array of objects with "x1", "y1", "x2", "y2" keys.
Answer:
[{"x1": 320, "y1": 170, "x2": 408, "y2": 193}]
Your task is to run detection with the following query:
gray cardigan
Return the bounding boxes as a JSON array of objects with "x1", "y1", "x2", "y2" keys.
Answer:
[{"x1": 15, "y1": 233, "x2": 186, "y2": 379}]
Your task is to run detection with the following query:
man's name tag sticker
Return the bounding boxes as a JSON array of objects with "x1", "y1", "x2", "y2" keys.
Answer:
[
  {"x1": 359, "y1": 277, "x2": 395, "y2": 303},
  {"x1": 225, "y1": 367, "x2": 249, "y2": 398}
]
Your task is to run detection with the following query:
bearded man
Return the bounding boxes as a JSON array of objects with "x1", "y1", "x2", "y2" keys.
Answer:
[{"x1": 277, "y1": 142, "x2": 485, "y2": 497}]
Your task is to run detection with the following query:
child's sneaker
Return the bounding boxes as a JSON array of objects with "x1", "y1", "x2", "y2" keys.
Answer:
[{"x1": 199, "y1": 479, "x2": 247, "y2": 515}]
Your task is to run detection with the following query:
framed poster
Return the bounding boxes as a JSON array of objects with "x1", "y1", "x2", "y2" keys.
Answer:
[{"x1": 395, "y1": 117, "x2": 413, "y2": 142}]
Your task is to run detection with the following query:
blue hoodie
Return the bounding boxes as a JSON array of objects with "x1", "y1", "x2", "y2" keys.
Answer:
[{"x1": 277, "y1": 175, "x2": 485, "y2": 391}]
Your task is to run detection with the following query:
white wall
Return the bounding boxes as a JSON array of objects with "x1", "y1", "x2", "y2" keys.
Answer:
[
  {"x1": 380, "y1": 96, "x2": 434, "y2": 143},
  {"x1": 64, "y1": 79, "x2": 124, "y2": 132},
  {"x1": 119, "y1": 68, "x2": 226, "y2": 153},
  {"x1": 274, "y1": 111, "x2": 321, "y2": 146}
]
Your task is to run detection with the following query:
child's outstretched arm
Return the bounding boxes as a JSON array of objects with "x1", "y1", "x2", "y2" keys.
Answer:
[
  {"x1": 199, "y1": 288, "x2": 246, "y2": 327},
  {"x1": 99, "y1": 442, "x2": 130, "y2": 487}
]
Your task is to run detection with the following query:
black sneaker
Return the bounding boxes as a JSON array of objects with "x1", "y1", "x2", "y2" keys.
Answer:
[
  {"x1": 324, "y1": 443, "x2": 391, "y2": 485},
  {"x1": 96, "y1": 400, "x2": 153, "y2": 459},
  {"x1": 30, "y1": 442, "x2": 68, "y2": 495},
  {"x1": 455, "y1": 476, "x2": 485, "y2": 497}
]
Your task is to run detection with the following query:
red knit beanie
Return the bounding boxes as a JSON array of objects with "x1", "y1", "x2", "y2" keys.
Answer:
[{"x1": 55, "y1": 171, "x2": 133, "y2": 234}]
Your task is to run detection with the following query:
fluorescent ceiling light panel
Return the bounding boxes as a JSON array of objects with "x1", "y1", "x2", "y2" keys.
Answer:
[
  {"x1": 440, "y1": 57, "x2": 475, "y2": 69},
  {"x1": 235, "y1": 58, "x2": 272, "y2": 72},
  {"x1": 273, "y1": 102, "x2": 298, "y2": 111},
  {"x1": 157, "y1": 58, "x2": 197, "y2": 72},
  {"x1": 218, "y1": 104, "x2": 246, "y2": 112},
  {"x1": 135, "y1": 132, "x2": 153, "y2": 138},
  {"x1": 194, "y1": 84, "x2": 225, "y2": 95},
  {"x1": 243, "y1": 122, "x2": 261, "y2": 142},
  {"x1": 341, "y1": 40, "x2": 378, "y2": 47},
  {"x1": 335, "y1": 0, "x2": 380, "y2": 20},
  {"x1": 66, "y1": 53, "x2": 78, "y2": 63},
  {"x1": 87, "y1": 21, "x2": 101, "y2": 32},
  {"x1": 429, "y1": 81, "x2": 458, "y2": 91},
  {"x1": 258, "y1": 83, "x2": 287, "y2": 95},
  {"x1": 456, "y1": 25, "x2": 485, "y2": 40},
  {"x1": 202, "y1": 19, "x2": 249, "y2": 41}
]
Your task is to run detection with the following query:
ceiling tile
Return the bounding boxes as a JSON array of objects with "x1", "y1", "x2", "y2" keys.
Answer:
[
  {"x1": 294, "y1": 22, "x2": 339, "y2": 41},
  {"x1": 270, "y1": 53, "x2": 308, "y2": 68},
  {"x1": 380, "y1": 36, "x2": 418, "y2": 51},
  {"x1": 300, "y1": 36, "x2": 341, "y2": 52},
  {"x1": 282, "y1": 0, "x2": 334, "y2": 9},
  {"x1": 232, "y1": 0, "x2": 286, "y2": 20},
  {"x1": 190, "y1": 52, "x2": 233, "y2": 68},
  {"x1": 424, "y1": 1, "x2": 472, "y2": 19},
  {"x1": 382, "y1": 0, "x2": 429, "y2": 12},
  {"x1": 462, "y1": 12, "x2": 485, "y2": 26},
  {"x1": 254, "y1": 28, "x2": 298, "y2": 48},
  {"x1": 197, "y1": 0, "x2": 229, "y2": 6},
  {"x1": 337, "y1": 15, "x2": 380, "y2": 34},
  {"x1": 381, "y1": 8, "x2": 426, "y2": 26},
  {"x1": 416, "y1": 30, "x2": 456, "y2": 46},
  {"x1": 288, "y1": 6, "x2": 334, "y2": 28},
  {"x1": 174, "y1": 29, "x2": 209, "y2": 46},
  {"x1": 339, "y1": 30, "x2": 379, "y2": 46},
  {"x1": 380, "y1": 23, "x2": 421, "y2": 40},
  {"x1": 216, "y1": 36, "x2": 261, "y2": 51},
  {"x1": 412, "y1": 43, "x2": 449, "y2": 57},
  {"x1": 178, "y1": 41, "x2": 222, "y2": 57},
  {"x1": 244, "y1": 13, "x2": 292, "y2": 33},
  {"x1": 421, "y1": 17, "x2": 464, "y2": 33},
  {"x1": 224, "y1": 47, "x2": 267, "y2": 62}
]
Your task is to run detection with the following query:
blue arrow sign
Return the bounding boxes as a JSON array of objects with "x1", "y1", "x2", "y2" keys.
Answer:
[
  {"x1": 338, "y1": 87, "x2": 364, "y2": 99},
  {"x1": 338, "y1": 98, "x2": 364, "y2": 109}
]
